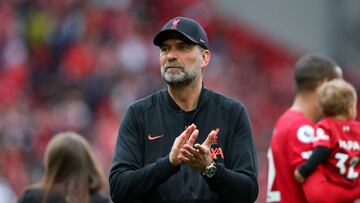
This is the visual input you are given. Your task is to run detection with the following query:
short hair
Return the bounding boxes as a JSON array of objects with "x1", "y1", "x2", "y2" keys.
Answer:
[
  {"x1": 294, "y1": 53, "x2": 340, "y2": 92},
  {"x1": 317, "y1": 79, "x2": 357, "y2": 117}
]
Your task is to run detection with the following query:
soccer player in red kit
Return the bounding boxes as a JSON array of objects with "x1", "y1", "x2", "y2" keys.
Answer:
[
  {"x1": 266, "y1": 53, "x2": 343, "y2": 203},
  {"x1": 294, "y1": 79, "x2": 360, "y2": 202}
]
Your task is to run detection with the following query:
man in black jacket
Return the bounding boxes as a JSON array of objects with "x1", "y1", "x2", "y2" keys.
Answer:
[{"x1": 109, "y1": 16, "x2": 258, "y2": 203}]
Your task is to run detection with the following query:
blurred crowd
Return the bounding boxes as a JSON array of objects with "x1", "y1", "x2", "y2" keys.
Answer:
[{"x1": 1, "y1": 0, "x2": 359, "y2": 202}]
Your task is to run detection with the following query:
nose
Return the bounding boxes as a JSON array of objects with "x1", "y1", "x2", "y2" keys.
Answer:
[{"x1": 165, "y1": 48, "x2": 178, "y2": 61}]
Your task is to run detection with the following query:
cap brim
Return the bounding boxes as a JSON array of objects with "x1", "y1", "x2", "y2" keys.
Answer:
[{"x1": 153, "y1": 30, "x2": 198, "y2": 46}]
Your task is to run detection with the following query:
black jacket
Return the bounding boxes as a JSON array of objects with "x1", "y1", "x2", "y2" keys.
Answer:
[
  {"x1": 17, "y1": 188, "x2": 110, "y2": 203},
  {"x1": 109, "y1": 87, "x2": 258, "y2": 203}
]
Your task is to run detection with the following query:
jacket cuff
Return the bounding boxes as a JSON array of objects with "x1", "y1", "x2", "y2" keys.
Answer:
[{"x1": 155, "y1": 155, "x2": 180, "y2": 178}]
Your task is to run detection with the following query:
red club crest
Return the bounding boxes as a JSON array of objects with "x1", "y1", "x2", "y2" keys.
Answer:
[{"x1": 171, "y1": 18, "x2": 181, "y2": 29}]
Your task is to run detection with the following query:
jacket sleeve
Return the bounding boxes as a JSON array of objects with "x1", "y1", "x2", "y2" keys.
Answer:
[
  {"x1": 109, "y1": 106, "x2": 179, "y2": 203},
  {"x1": 205, "y1": 104, "x2": 258, "y2": 203}
]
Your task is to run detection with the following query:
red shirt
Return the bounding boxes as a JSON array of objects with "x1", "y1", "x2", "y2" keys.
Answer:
[
  {"x1": 267, "y1": 109, "x2": 314, "y2": 203},
  {"x1": 313, "y1": 118, "x2": 360, "y2": 188}
]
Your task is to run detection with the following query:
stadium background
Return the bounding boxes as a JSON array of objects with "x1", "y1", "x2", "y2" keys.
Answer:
[{"x1": 1, "y1": 0, "x2": 360, "y2": 202}]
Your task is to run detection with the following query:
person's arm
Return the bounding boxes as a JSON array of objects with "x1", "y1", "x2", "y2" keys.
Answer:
[
  {"x1": 206, "y1": 105, "x2": 258, "y2": 203},
  {"x1": 109, "y1": 106, "x2": 199, "y2": 203},
  {"x1": 109, "y1": 106, "x2": 179, "y2": 203},
  {"x1": 294, "y1": 146, "x2": 330, "y2": 183}
]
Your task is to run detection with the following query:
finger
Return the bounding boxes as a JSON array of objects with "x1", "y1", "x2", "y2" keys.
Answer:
[
  {"x1": 182, "y1": 144, "x2": 200, "y2": 156},
  {"x1": 180, "y1": 147, "x2": 194, "y2": 159},
  {"x1": 178, "y1": 149, "x2": 196, "y2": 163},
  {"x1": 186, "y1": 129, "x2": 199, "y2": 146},
  {"x1": 194, "y1": 143, "x2": 207, "y2": 154},
  {"x1": 202, "y1": 128, "x2": 219, "y2": 147},
  {"x1": 178, "y1": 154, "x2": 191, "y2": 162},
  {"x1": 184, "y1": 124, "x2": 196, "y2": 140},
  {"x1": 179, "y1": 124, "x2": 196, "y2": 146}
]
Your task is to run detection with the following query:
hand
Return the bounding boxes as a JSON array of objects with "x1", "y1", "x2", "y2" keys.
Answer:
[
  {"x1": 169, "y1": 124, "x2": 197, "y2": 166},
  {"x1": 294, "y1": 169, "x2": 305, "y2": 183},
  {"x1": 179, "y1": 128, "x2": 219, "y2": 172}
]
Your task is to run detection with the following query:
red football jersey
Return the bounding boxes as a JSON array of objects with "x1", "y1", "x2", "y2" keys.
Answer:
[
  {"x1": 267, "y1": 109, "x2": 314, "y2": 203},
  {"x1": 313, "y1": 118, "x2": 360, "y2": 188},
  {"x1": 303, "y1": 165, "x2": 360, "y2": 203}
]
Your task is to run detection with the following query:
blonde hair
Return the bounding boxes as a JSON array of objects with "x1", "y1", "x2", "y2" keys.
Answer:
[
  {"x1": 35, "y1": 132, "x2": 106, "y2": 203},
  {"x1": 317, "y1": 79, "x2": 357, "y2": 117}
]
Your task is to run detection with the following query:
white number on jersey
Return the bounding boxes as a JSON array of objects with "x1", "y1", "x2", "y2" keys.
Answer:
[
  {"x1": 267, "y1": 148, "x2": 281, "y2": 202},
  {"x1": 335, "y1": 152, "x2": 359, "y2": 179}
]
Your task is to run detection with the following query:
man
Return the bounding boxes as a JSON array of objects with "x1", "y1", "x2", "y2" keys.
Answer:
[
  {"x1": 109, "y1": 16, "x2": 258, "y2": 203},
  {"x1": 266, "y1": 53, "x2": 343, "y2": 203},
  {"x1": 294, "y1": 79, "x2": 360, "y2": 202}
]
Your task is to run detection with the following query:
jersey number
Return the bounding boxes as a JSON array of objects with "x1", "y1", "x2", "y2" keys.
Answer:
[
  {"x1": 335, "y1": 152, "x2": 359, "y2": 179},
  {"x1": 267, "y1": 149, "x2": 280, "y2": 202}
]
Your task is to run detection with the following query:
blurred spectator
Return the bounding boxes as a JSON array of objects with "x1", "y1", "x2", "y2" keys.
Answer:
[{"x1": 17, "y1": 132, "x2": 109, "y2": 203}]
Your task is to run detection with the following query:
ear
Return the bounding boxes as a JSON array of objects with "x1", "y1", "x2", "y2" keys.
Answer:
[
  {"x1": 348, "y1": 103, "x2": 357, "y2": 119},
  {"x1": 321, "y1": 78, "x2": 329, "y2": 83},
  {"x1": 316, "y1": 78, "x2": 329, "y2": 88},
  {"x1": 201, "y1": 50, "x2": 211, "y2": 67}
]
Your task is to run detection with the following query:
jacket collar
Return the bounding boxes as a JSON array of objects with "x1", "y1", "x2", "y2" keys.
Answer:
[{"x1": 160, "y1": 85, "x2": 212, "y2": 112}]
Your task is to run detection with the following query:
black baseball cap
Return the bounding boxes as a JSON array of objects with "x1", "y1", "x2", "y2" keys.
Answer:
[{"x1": 153, "y1": 17, "x2": 209, "y2": 50}]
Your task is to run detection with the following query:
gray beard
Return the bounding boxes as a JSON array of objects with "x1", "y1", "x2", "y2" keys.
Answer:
[{"x1": 162, "y1": 71, "x2": 196, "y2": 88}]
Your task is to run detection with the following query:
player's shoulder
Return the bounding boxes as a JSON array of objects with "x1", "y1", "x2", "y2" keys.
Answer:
[
  {"x1": 128, "y1": 90, "x2": 163, "y2": 113},
  {"x1": 274, "y1": 109, "x2": 315, "y2": 143},
  {"x1": 277, "y1": 109, "x2": 313, "y2": 128},
  {"x1": 210, "y1": 89, "x2": 245, "y2": 111}
]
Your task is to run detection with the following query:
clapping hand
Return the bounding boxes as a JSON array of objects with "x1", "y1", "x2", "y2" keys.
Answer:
[{"x1": 178, "y1": 127, "x2": 219, "y2": 172}]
